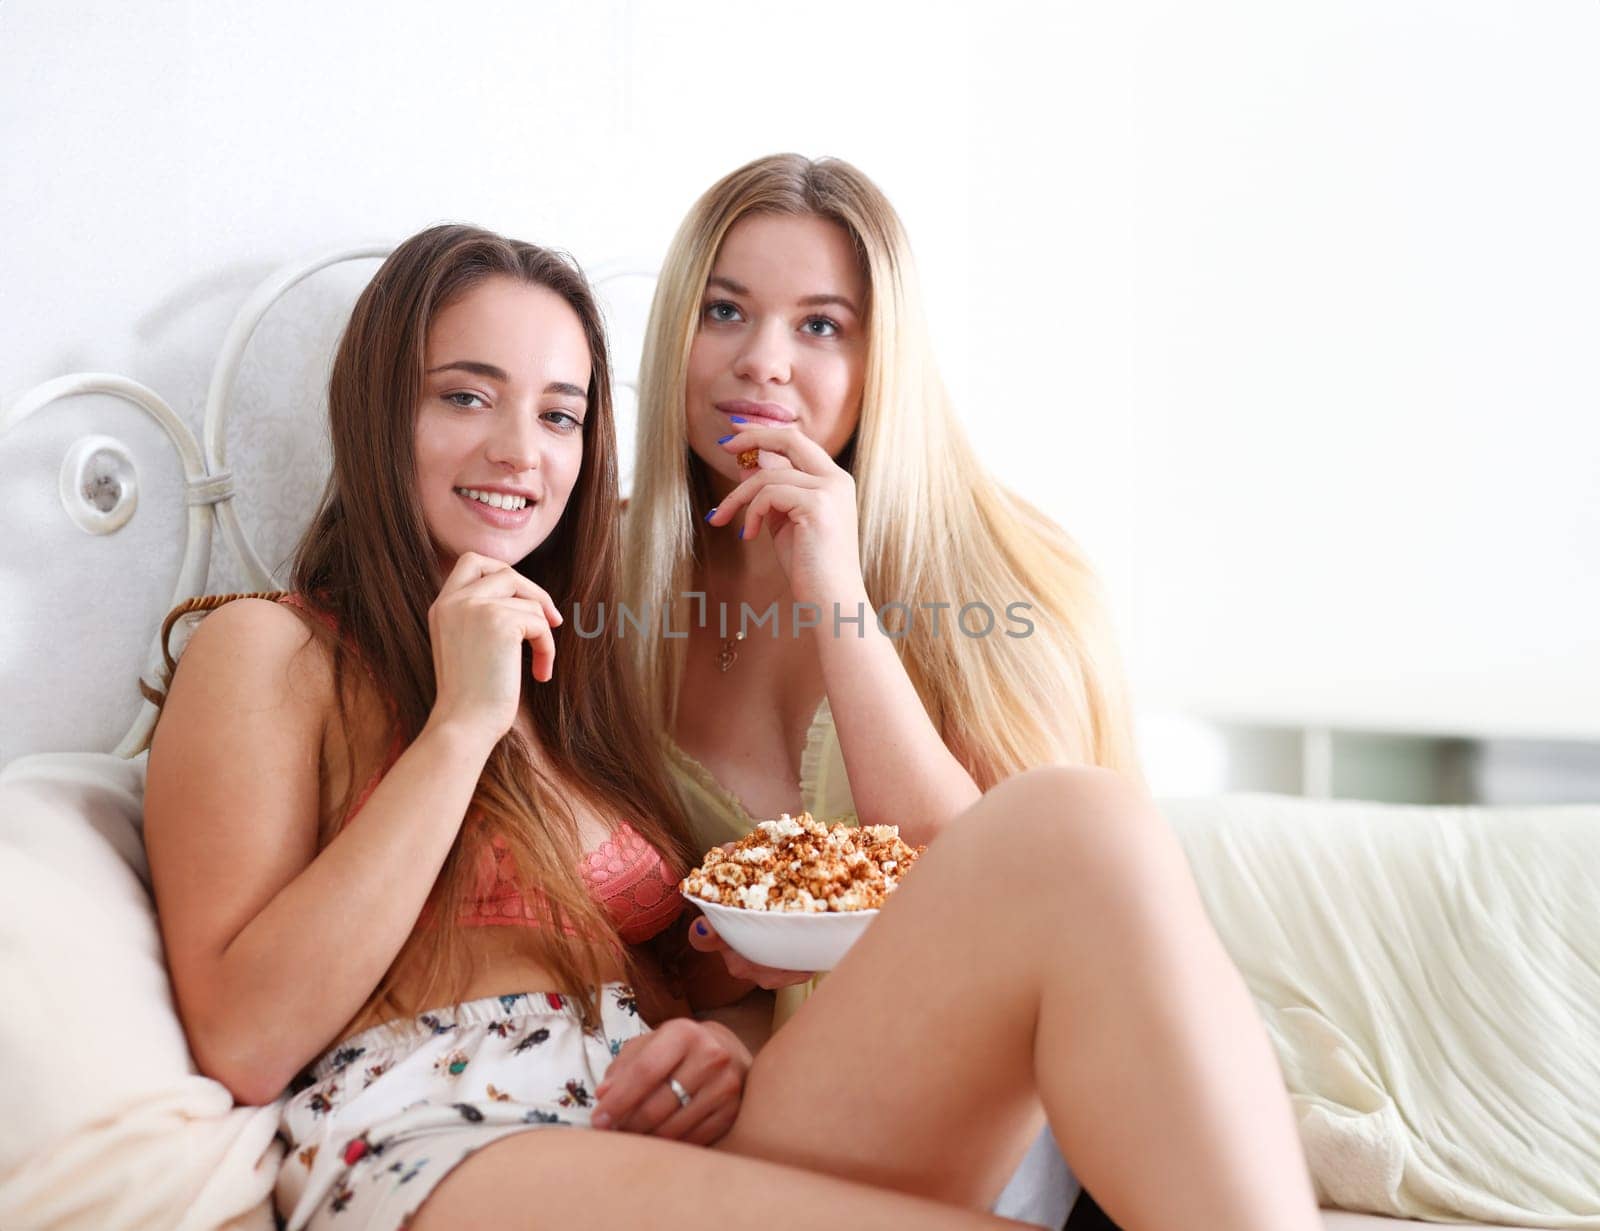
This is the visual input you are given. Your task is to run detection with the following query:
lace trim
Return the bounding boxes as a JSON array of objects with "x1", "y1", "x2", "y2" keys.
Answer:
[
  {"x1": 795, "y1": 695, "x2": 834, "y2": 817},
  {"x1": 581, "y1": 822, "x2": 684, "y2": 942},
  {"x1": 665, "y1": 697, "x2": 833, "y2": 828},
  {"x1": 665, "y1": 737, "x2": 757, "y2": 830},
  {"x1": 460, "y1": 826, "x2": 682, "y2": 942}
]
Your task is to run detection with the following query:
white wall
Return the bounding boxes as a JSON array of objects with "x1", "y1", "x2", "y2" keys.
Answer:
[
  {"x1": 4, "y1": 2, "x2": 1598, "y2": 769},
  {"x1": 1116, "y1": 3, "x2": 1600, "y2": 743}
]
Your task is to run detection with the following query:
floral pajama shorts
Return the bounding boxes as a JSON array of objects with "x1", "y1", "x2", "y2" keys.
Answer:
[{"x1": 274, "y1": 984, "x2": 650, "y2": 1230}]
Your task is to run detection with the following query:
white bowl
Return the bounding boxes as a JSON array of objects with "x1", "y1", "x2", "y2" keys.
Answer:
[{"x1": 687, "y1": 895, "x2": 878, "y2": 973}]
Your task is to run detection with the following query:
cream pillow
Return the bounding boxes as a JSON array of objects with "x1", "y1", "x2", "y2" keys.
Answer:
[{"x1": 0, "y1": 752, "x2": 280, "y2": 1230}]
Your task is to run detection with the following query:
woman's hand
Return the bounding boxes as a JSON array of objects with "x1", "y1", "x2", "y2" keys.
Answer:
[
  {"x1": 424, "y1": 552, "x2": 562, "y2": 748},
  {"x1": 688, "y1": 914, "x2": 815, "y2": 990},
  {"x1": 704, "y1": 423, "x2": 864, "y2": 609},
  {"x1": 590, "y1": 1017, "x2": 751, "y2": 1146}
]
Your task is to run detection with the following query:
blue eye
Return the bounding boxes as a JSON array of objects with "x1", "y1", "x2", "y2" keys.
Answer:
[
  {"x1": 705, "y1": 301, "x2": 743, "y2": 323},
  {"x1": 445, "y1": 391, "x2": 488, "y2": 409},
  {"x1": 803, "y1": 316, "x2": 840, "y2": 338}
]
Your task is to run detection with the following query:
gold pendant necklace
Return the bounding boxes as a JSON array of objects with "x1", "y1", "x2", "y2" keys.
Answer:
[{"x1": 716, "y1": 629, "x2": 747, "y2": 672}]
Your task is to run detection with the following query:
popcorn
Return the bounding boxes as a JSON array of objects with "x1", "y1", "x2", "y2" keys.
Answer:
[
  {"x1": 737, "y1": 447, "x2": 761, "y2": 469},
  {"x1": 680, "y1": 812, "x2": 924, "y2": 913}
]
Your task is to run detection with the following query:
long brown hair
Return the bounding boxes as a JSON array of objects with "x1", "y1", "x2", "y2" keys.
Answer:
[{"x1": 265, "y1": 226, "x2": 695, "y2": 1027}]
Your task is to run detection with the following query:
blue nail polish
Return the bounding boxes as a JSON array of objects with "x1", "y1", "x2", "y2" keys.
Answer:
[
  {"x1": 729, "y1": 415, "x2": 748, "y2": 424},
  {"x1": 738, "y1": 525, "x2": 746, "y2": 540},
  {"x1": 716, "y1": 434, "x2": 734, "y2": 444},
  {"x1": 704, "y1": 507, "x2": 718, "y2": 522},
  {"x1": 693, "y1": 919, "x2": 708, "y2": 936}
]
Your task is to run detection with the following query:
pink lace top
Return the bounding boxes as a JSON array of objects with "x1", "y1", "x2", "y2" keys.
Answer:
[
  {"x1": 282, "y1": 595, "x2": 683, "y2": 945},
  {"x1": 465, "y1": 825, "x2": 682, "y2": 943}
]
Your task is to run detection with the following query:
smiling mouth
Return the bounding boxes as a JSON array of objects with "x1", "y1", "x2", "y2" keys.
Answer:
[{"x1": 455, "y1": 486, "x2": 532, "y2": 512}]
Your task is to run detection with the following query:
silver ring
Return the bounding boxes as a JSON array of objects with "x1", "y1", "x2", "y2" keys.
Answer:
[{"x1": 667, "y1": 1076, "x2": 692, "y2": 1109}]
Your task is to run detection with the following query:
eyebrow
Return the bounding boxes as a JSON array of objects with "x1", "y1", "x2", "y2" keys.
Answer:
[
  {"x1": 705, "y1": 276, "x2": 860, "y2": 316},
  {"x1": 426, "y1": 361, "x2": 587, "y2": 400}
]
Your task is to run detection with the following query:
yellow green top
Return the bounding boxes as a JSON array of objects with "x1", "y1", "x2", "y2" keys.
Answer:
[
  {"x1": 665, "y1": 696, "x2": 856, "y2": 1025},
  {"x1": 665, "y1": 697, "x2": 857, "y2": 846}
]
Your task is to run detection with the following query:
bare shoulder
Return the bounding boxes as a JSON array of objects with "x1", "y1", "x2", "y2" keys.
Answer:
[
  {"x1": 146, "y1": 599, "x2": 339, "y2": 972},
  {"x1": 181, "y1": 595, "x2": 328, "y2": 666},
  {"x1": 166, "y1": 597, "x2": 336, "y2": 717},
  {"x1": 146, "y1": 597, "x2": 336, "y2": 850}
]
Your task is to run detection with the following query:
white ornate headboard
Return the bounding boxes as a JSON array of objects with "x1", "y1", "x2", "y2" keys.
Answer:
[{"x1": 0, "y1": 247, "x2": 657, "y2": 769}]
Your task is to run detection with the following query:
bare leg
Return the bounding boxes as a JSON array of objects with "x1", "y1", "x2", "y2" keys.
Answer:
[
  {"x1": 412, "y1": 767, "x2": 1317, "y2": 1230},
  {"x1": 717, "y1": 766, "x2": 1319, "y2": 1230},
  {"x1": 410, "y1": 1131, "x2": 1019, "y2": 1230}
]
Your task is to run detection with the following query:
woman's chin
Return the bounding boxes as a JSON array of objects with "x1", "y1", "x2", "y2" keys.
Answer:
[
  {"x1": 687, "y1": 447, "x2": 747, "y2": 497},
  {"x1": 437, "y1": 528, "x2": 552, "y2": 570}
]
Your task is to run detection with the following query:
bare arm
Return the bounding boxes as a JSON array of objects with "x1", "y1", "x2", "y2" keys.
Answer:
[
  {"x1": 708, "y1": 424, "x2": 980, "y2": 843},
  {"x1": 144, "y1": 600, "x2": 492, "y2": 1104},
  {"x1": 145, "y1": 555, "x2": 561, "y2": 1105},
  {"x1": 808, "y1": 580, "x2": 979, "y2": 842}
]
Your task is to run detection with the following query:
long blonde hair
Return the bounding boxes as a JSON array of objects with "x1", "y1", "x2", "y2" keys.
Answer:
[{"x1": 624, "y1": 154, "x2": 1140, "y2": 787}]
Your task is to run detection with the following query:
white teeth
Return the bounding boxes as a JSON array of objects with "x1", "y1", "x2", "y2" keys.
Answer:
[{"x1": 456, "y1": 488, "x2": 528, "y2": 511}]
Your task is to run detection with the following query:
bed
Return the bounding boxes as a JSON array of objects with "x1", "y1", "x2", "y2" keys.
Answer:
[{"x1": 1, "y1": 247, "x2": 1593, "y2": 1230}]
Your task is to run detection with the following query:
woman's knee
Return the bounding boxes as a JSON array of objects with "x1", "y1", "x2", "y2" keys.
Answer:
[
  {"x1": 964, "y1": 764, "x2": 1189, "y2": 896},
  {"x1": 977, "y1": 763, "x2": 1149, "y2": 841}
]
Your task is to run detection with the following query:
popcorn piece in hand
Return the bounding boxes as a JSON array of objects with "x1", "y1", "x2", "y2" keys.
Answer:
[{"x1": 681, "y1": 812, "x2": 923, "y2": 912}]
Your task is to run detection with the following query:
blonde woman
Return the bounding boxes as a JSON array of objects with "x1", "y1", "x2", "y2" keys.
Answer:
[
  {"x1": 621, "y1": 155, "x2": 1307, "y2": 1225},
  {"x1": 625, "y1": 154, "x2": 1139, "y2": 978}
]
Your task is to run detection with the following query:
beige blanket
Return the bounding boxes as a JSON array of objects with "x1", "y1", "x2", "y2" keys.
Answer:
[{"x1": 1165, "y1": 794, "x2": 1600, "y2": 1227}]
